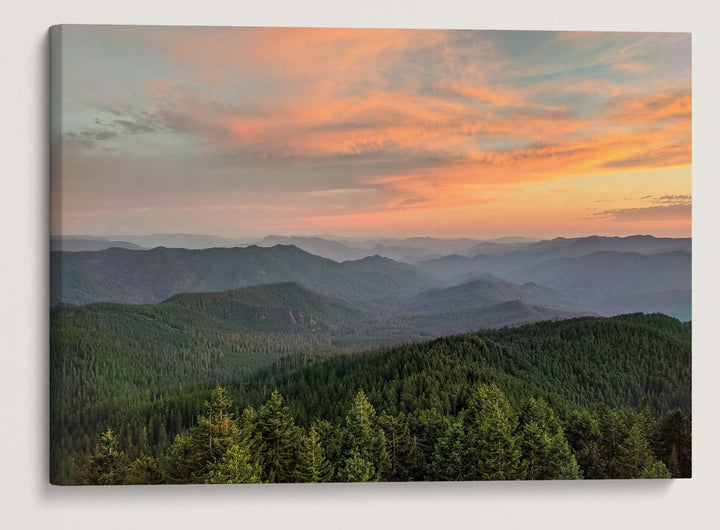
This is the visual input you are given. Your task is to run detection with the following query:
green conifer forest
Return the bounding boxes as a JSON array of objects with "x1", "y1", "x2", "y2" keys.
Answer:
[{"x1": 51, "y1": 311, "x2": 690, "y2": 484}]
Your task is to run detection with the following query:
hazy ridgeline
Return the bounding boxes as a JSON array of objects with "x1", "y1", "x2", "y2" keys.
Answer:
[
  {"x1": 49, "y1": 234, "x2": 691, "y2": 484},
  {"x1": 51, "y1": 234, "x2": 690, "y2": 320}
]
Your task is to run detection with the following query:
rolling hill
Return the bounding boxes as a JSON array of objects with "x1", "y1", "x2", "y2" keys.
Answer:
[
  {"x1": 504, "y1": 250, "x2": 691, "y2": 319},
  {"x1": 51, "y1": 282, "x2": 367, "y2": 398},
  {"x1": 402, "y1": 277, "x2": 576, "y2": 313},
  {"x1": 416, "y1": 235, "x2": 691, "y2": 282},
  {"x1": 235, "y1": 312, "x2": 690, "y2": 423},
  {"x1": 416, "y1": 241, "x2": 690, "y2": 320},
  {"x1": 506, "y1": 250, "x2": 690, "y2": 293},
  {"x1": 404, "y1": 300, "x2": 591, "y2": 336},
  {"x1": 160, "y1": 282, "x2": 367, "y2": 335}
]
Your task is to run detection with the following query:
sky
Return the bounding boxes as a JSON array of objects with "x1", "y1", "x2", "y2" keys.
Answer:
[{"x1": 51, "y1": 26, "x2": 691, "y2": 239}]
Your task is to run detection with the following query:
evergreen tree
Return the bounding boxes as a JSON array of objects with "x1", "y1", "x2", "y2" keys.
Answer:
[
  {"x1": 207, "y1": 443, "x2": 263, "y2": 484},
  {"x1": 544, "y1": 435, "x2": 582, "y2": 480},
  {"x1": 237, "y1": 405, "x2": 263, "y2": 459},
  {"x1": 595, "y1": 408, "x2": 627, "y2": 478},
  {"x1": 378, "y1": 412, "x2": 416, "y2": 481},
  {"x1": 341, "y1": 390, "x2": 389, "y2": 481},
  {"x1": 163, "y1": 386, "x2": 239, "y2": 483},
  {"x1": 255, "y1": 390, "x2": 301, "y2": 483},
  {"x1": 564, "y1": 408, "x2": 602, "y2": 478},
  {"x1": 409, "y1": 408, "x2": 449, "y2": 481},
  {"x1": 313, "y1": 419, "x2": 342, "y2": 470},
  {"x1": 517, "y1": 398, "x2": 580, "y2": 480},
  {"x1": 617, "y1": 424, "x2": 671, "y2": 479},
  {"x1": 340, "y1": 449, "x2": 375, "y2": 482},
  {"x1": 205, "y1": 385, "x2": 234, "y2": 431},
  {"x1": 85, "y1": 429, "x2": 129, "y2": 485},
  {"x1": 462, "y1": 383, "x2": 524, "y2": 481},
  {"x1": 653, "y1": 410, "x2": 691, "y2": 478},
  {"x1": 294, "y1": 424, "x2": 334, "y2": 483},
  {"x1": 124, "y1": 455, "x2": 163, "y2": 485},
  {"x1": 641, "y1": 460, "x2": 672, "y2": 479},
  {"x1": 429, "y1": 422, "x2": 467, "y2": 481},
  {"x1": 163, "y1": 431, "x2": 201, "y2": 483},
  {"x1": 667, "y1": 445, "x2": 681, "y2": 478}
]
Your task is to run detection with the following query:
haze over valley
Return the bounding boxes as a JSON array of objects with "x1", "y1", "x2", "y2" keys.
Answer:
[{"x1": 52, "y1": 233, "x2": 691, "y2": 325}]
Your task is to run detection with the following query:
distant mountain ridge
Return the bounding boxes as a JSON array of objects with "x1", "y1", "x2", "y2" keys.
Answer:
[
  {"x1": 506, "y1": 250, "x2": 690, "y2": 292},
  {"x1": 257, "y1": 236, "x2": 369, "y2": 262},
  {"x1": 54, "y1": 233, "x2": 254, "y2": 250},
  {"x1": 50, "y1": 234, "x2": 692, "y2": 321},
  {"x1": 57, "y1": 233, "x2": 545, "y2": 262},
  {"x1": 50, "y1": 236, "x2": 146, "y2": 252},
  {"x1": 402, "y1": 277, "x2": 575, "y2": 314},
  {"x1": 413, "y1": 236, "x2": 691, "y2": 320},
  {"x1": 50, "y1": 244, "x2": 438, "y2": 307},
  {"x1": 505, "y1": 250, "x2": 690, "y2": 314},
  {"x1": 417, "y1": 235, "x2": 691, "y2": 282},
  {"x1": 55, "y1": 233, "x2": 686, "y2": 263}
]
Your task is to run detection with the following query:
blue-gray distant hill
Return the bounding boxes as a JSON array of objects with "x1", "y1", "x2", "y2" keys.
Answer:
[
  {"x1": 402, "y1": 275, "x2": 577, "y2": 314},
  {"x1": 257, "y1": 235, "x2": 489, "y2": 262},
  {"x1": 50, "y1": 236, "x2": 146, "y2": 252},
  {"x1": 417, "y1": 235, "x2": 690, "y2": 282},
  {"x1": 256, "y1": 235, "x2": 544, "y2": 262},
  {"x1": 50, "y1": 234, "x2": 691, "y2": 320},
  {"x1": 93, "y1": 233, "x2": 254, "y2": 250},
  {"x1": 257, "y1": 236, "x2": 369, "y2": 262},
  {"x1": 415, "y1": 235, "x2": 691, "y2": 320},
  {"x1": 50, "y1": 245, "x2": 439, "y2": 307},
  {"x1": 505, "y1": 250, "x2": 691, "y2": 321}
]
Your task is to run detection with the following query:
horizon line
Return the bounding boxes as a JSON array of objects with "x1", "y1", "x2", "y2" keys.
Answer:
[{"x1": 51, "y1": 232, "x2": 691, "y2": 240}]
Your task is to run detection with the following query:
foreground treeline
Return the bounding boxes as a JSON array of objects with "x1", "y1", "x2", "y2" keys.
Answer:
[
  {"x1": 74, "y1": 384, "x2": 690, "y2": 485},
  {"x1": 52, "y1": 313, "x2": 691, "y2": 483}
]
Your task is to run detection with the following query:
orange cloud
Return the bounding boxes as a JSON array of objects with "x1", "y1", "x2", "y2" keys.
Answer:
[
  {"x1": 139, "y1": 29, "x2": 690, "y2": 188},
  {"x1": 603, "y1": 91, "x2": 691, "y2": 124},
  {"x1": 124, "y1": 29, "x2": 692, "y2": 237},
  {"x1": 58, "y1": 27, "x2": 692, "y2": 238}
]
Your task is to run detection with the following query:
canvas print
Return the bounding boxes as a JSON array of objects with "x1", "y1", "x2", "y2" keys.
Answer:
[{"x1": 49, "y1": 25, "x2": 691, "y2": 485}]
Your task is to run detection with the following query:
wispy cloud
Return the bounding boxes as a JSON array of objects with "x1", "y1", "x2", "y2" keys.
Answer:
[
  {"x1": 63, "y1": 109, "x2": 162, "y2": 149},
  {"x1": 589, "y1": 204, "x2": 691, "y2": 222},
  {"x1": 587, "y1": 193, "x2": 691, "y2": 223},
  {"x1": 651, "y1": 194, "x2": 692, "y2": 205}
]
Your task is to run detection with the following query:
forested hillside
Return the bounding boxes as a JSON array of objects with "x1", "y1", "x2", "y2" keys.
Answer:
[
  {"x1": 232, "y1": 313, "x2": 690, "y2": 421},
  {"x1": 52, "y1": 313, "x2": 691, "y2": 484}
]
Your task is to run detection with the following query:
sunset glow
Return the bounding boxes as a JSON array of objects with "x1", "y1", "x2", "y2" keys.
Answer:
[{"x1": 51, "y1": 26, "x2": 691, "y2": 239}]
